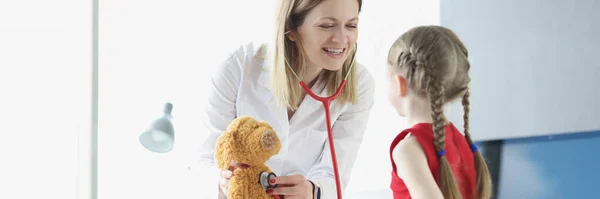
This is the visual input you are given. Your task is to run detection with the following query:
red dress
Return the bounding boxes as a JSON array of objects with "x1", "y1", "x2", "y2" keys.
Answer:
[{"x1": 389, "y1": 123, "x2": 477, "y2": 199}]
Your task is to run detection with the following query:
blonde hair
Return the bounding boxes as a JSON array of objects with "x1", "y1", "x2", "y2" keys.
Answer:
[
  {"x1": 269, "y1": 0, "x2": 362, "y2": 110},
  {"x1": 387, "y1": 26, "x2": 492, "y2": 199}
]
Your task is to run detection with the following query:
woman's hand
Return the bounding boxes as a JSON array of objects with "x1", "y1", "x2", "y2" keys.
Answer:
[
  {"x1": 268, "y1": 174, "x2": 314, "y2": 199},
  {"x1": 218, "y1": 161, "x2": 249, "y2": 197},
  {"x1": 218, "y1": 169, "x2": 232, "y2": 197}
]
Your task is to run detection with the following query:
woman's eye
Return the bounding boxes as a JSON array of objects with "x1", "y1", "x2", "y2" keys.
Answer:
[
  {"x1": 320, "y1": 24, "x2": 334, "y2": 28},
  {"x1": 347, "y1": 24, "x2": 358, "y2": 28}
]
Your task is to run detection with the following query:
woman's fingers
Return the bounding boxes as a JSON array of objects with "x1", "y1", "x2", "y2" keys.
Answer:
[
  {"x1": 269, "y1": 185, "x2": 302, "y2": 195},
  {"x1": 221, "y1": 161, "x2": 250, "y2": 179},
  {"x1": 219, "y1": 177, "x2": 228, "y2": 187},
  {"x1": 219, "y1": 174, "x2": 229, "y2": 194},
  {"x1": 219, "y1": 170, "x2": 232, "y2": 194},
  {"x1": 271, "y1": 174, "x2": 305, "y2": 185},
  {"x1": 220, "y1": 161, "x2": 250, "y2": 179},
  {"x1": 267, "y1": 183, "x2": 311, "y2": 199},
  {"x1": 218, "y1": 161, "x2": 250, "y2": 197},
  {"x1": 267, "y1": 175, "x2": 312, "y2": 198},
  {"x1": 220, "y1": 170, "x2": 233, "y2": 179}
]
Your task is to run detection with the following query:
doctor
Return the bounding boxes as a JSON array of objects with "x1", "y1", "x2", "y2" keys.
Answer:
[{"x1": 198, "y1": 0, "x2": 373, "y2": 198}]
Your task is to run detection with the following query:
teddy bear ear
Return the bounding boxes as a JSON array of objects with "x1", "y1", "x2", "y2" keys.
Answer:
[
  {"x1": 261, "y1": 129, "x2": 280, "y2": 151},
  {"x1": 215, "y1": 130, "x2": 235, "y2": 170}
]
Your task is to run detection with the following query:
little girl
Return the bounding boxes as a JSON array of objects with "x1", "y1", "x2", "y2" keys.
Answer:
[{"x1": 386, "y1": 26, "x2": 492, "y2": 199}]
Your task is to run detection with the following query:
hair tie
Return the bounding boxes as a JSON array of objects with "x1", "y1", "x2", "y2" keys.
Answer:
[
  {"x1": 436, "y1": 149, "x2": 446, "y2": 157},
  {"x1": 470, "y1": 144, "x2": 479, "y2": 152}
]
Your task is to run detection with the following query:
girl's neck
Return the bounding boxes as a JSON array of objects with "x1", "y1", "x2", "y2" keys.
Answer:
[{"x1": 404, "y1": 96, "x2": 448, "y2": 127}]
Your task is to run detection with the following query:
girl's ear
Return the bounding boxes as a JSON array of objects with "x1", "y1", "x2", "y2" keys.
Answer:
[{"x1": 395, "y1": 75, "x2": 408, "y2": 97}]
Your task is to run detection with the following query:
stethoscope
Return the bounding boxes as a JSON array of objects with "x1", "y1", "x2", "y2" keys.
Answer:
[{"x1": 259, "y1": 43, "x2": 357, "y2": 199}]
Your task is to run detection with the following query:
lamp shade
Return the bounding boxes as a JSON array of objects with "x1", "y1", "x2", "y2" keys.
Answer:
[{"x1": 139, "y1": 103, "x2": 174, "y2": 153}]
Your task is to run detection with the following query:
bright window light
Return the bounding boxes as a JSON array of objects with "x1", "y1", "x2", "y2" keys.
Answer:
[{"x1": 0, "y1": 0, "x2": 92, "y2": 199}]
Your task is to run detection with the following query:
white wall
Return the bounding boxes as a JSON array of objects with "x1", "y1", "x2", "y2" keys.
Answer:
[
  {"x1": 0, "y1": 0, "x2": 92, "y2": 198},
  {"x1": 442, "y1": 0, "x2": 600, "y2": 141}
]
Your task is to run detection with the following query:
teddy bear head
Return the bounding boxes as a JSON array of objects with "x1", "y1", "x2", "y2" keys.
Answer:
[{"x1": 215, "y1": 116, "x2": 281, "y2": 169}]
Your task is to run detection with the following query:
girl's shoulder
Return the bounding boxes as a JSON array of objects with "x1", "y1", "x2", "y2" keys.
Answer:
[{"x1": 390, "y1": 131, "x2": 431, "y2": 179}]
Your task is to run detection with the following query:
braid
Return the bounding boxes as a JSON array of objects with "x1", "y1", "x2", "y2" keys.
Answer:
[
  {"x1": 427, "y1": 76, "x2": 446, "y2": 152},
  {"x1": 462, "y1": 89, "x2": 493, "y2": 198},
  {"x1": 396, "y1": 50, "x2": 419, "y2": 86},
  {"x1": 462, "y1": 90, "x2": 473, "y2": 144},
  {"x1": 424, "y1": 62, "x2": 463, "y2": 199}
]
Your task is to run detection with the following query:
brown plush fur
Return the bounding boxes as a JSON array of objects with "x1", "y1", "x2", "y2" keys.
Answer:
[{"x1": 215, "y1": 116, "x2": 282, "y2": 199}]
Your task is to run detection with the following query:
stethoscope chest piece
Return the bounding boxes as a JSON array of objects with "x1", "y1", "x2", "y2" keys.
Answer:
[{"x1": 259, "y1": 171, "x2": 278, "y2": 190}]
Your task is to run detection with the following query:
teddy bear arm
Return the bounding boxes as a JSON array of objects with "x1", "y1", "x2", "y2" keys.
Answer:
[
  {"x1": 229, "y1": 168, "x2": 275, "y2": 199},
  {"x1": 227, "y1": 176, "x2": 247, "y2": 199}
]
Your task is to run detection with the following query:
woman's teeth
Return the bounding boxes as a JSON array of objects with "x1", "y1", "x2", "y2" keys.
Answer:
[{"x1": 323, "y1": 48, "x2": 344, "y2": 54}]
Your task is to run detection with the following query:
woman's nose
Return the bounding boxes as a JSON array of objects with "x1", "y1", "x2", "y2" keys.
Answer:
[{"x1": 331, "y1": 27, "x2": 348, "y2": 44}]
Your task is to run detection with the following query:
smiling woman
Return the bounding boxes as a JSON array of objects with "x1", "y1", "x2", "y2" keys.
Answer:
[
  {"x1": 198, "y1": 0, "x2": 376, "y2": 198},
  {"x1": 270, "y1": 0, "x2": 363, "y2": 113}
]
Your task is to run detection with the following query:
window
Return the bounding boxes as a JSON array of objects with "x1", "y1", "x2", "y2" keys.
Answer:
[{"x1": 0, "y1": 0, "x2": 92, "y2": 198}]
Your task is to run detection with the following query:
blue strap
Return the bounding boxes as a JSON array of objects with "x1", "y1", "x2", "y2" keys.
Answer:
[
  {"x1": 470, "y1": 143, "x2": 479, "y2": 152},
  {"x1": 317, "y1": 187, "x2": 321, "y2": 199},
  {"x1": 436, "y1": 149, "x2": 446, "y2": 157}
]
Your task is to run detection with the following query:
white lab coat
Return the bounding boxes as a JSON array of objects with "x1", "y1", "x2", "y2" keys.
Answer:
[{"x1": 197, "y1": 42, "x2": 375, "y2": 199}]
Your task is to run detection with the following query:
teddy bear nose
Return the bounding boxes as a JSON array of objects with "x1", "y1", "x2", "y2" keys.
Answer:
[{"x1": 261, "y1": 129, "x2": 277, "y2": 150}]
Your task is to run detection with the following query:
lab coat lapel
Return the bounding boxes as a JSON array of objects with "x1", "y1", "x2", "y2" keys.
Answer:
[
  {"x1": 257, "y1": 57, "x2": 290, "y2": 134},
  {"x1": 290, "y1": 74, "x2": 325, "y2": 124}
]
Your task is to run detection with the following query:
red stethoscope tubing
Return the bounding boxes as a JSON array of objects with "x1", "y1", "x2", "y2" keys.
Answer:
[
  {"x1": 300, "y1": 80, "x2": 347, "y2": 199},
  {"x1": 283, "y1": 43, "x2": 356, "y2": 199},
  {"x1": 269, "y1": 81, "x2": 347, "y2": 199}
]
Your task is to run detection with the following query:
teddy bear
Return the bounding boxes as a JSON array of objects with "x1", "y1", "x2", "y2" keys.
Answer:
[{"x1": 215, "y1": 116, "x2": 282, "y2": 199}]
